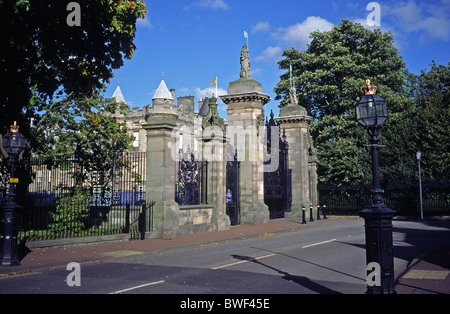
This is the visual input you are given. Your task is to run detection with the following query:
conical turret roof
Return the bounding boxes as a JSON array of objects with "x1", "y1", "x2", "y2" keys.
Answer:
[
  {"x1": 152, "y1": 79, "x2": 173, "y2": 100},
  {"x1": 198, "y1": 97, "x2": 210, "y2": 117},
  {"x1": 112, "y1": 84, "x2": 126, "y2": 103}
]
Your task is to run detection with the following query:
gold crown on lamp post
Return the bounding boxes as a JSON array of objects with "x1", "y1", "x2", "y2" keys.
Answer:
[
  {"x1": 361, "y1": 79, "x2": 378, "y2": 95},
  {"x1": 10, "y1": 121, "x2": 19, "y2": 133}
]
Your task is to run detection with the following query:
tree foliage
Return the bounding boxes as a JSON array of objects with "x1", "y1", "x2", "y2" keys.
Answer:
[
  {"x1": 31, "y1": 90, "x2": 134, "y2": 183},
  {"x1": 275, "y1": 20, "x2": 408, "y2": 118},
  {"x1": 275, "y1": 20, "x2": 415, "y2": 184},
  {"x1": 414, "y1": 61, "x2": 450, "y2": 180},
  {"x1": 0, "y1": 0, "x2": 144, "y2": 187},
  {"x1": 0, "y1": 0, "x2": 145, "y2": 137}
]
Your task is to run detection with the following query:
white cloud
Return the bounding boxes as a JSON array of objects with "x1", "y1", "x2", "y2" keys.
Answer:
[
  {"x1": 195, "y1": 86, "x2": 228, "y2": 117},
  {"x1": 137, "y1": 15, "x2": 153, "y2": 29},
  {"x1": 195, "y1": 86, "x2": 227, "y2": 100},
  {"x1": 177, "y1": 87, "x2": 192, "y2": 96},
  {"x1": 255, "y1": 46, "x2": 282, "y2": 63},
  {"x1": 251, "y1": 68, "x2": 263, "y2": 76},
  {"x1": 384, "y1": 0, "x2": 450, "y2": 42},
  {"x1": 353, "y1": 18, "x2": 369, "y2": 28},
  {"x1": 275, "y1": 16, "x2": 334, "y2": 48},
  {"x1": 252, "y1": 22, "x2": 271, "y2": 33},
  {"x1": 184, "y1": 0, "x2": 229, "y2": 10}
]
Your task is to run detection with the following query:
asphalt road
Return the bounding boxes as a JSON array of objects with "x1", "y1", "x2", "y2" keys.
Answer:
[{"x1": 1, "y1": 219, "x2": 449, "y2": 297}]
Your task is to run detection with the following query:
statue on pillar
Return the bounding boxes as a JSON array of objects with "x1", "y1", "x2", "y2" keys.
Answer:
[
  {"x1": 289, "y1": 85, "x2": 298, "y2": 106},
  {"x1": 288, "y1": 63, "x2": 298, "y2": 106},
  {"x1": 240, "y1": 45, "x2": 251, "y2": 79},
  {"x1": 308, "y1": 134, "x2": 318, "y2": 162}
]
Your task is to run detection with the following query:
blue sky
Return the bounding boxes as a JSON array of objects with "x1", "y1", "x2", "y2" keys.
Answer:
[{"x1": 105, "y1": 0, "x2": 450, "y2": 118}]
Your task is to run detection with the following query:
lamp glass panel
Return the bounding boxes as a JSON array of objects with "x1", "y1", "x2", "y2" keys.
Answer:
[
  {"x1": 3, "y1": 132, "x2": 26, "y2": 154},
  {"x1": 356, "y1": 94, "x2": 388, "y2": 127}
]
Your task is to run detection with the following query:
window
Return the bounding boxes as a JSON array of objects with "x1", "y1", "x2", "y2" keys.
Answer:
[{"x1": 133, "y1": 132, "x2": 140, "y2": 148}]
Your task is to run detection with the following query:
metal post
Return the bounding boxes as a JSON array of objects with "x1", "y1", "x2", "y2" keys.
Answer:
[
  {"x1": 124, "y1": 204, "x2": 130, "y2": 234},
  {"x1": 358, "y1": 129, "x2": 396, "y2": 294},
  {"x1": 417, "y1": 153, "x2": 423, "y2": 220},
  {"x1": 301, "y1": 206, "x2": 306, "y2": 224},
  {"x1": 316, "y1": 204, "x2": 321, "y2": 220},
  {"x1": 355, "y1": 81, "x2": 395, "y2": 294},
  {"x1": 309, "y1": 204, "x2": 314, "y2": 222},
  {"x1": 322, "y1": 204, "x2": 327, "y2": 219},
  {"x1": 1, "y1": 154, "x2": 20, "y2": 266},
  {"x1": 139, "y1": 201, "x2": 146, "y2": 240}
]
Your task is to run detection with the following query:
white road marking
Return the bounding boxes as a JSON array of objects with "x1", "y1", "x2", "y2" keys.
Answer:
[
  {"x1": 109, "y1": 280, "x2": 165, "y2": 294},
  {"x1": 212, "y1": 254, "x2": 276, "y2": 270},
  {"x1": 213, "y1": 239, "x2": 337, "y2": 270},
  {"x1": 301, "y1": 239, "x2": 337, "y2": 248}
]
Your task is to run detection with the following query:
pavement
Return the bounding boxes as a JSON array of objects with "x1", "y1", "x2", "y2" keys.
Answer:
[{"x1": 0, "y1": 216, "x2": 449, "y2": 294}]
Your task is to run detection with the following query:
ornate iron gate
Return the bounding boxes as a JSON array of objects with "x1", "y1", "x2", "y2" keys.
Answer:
[
  {"x1": 175, "y1": 147, "x2": 208, "y2": 206},
  {"x1": 226, "y1": 144, "x2": 240, "y2": 225},
  {"x1": 264, "y1": 112, "x2": 292, "y2": 219}
]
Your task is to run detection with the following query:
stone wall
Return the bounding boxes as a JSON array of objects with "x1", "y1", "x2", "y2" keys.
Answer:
[{"x1": 178, "y1": 205, "x2": 215, "y2": 235}]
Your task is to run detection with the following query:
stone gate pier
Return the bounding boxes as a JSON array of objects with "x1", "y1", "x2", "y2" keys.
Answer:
[
  {"x1": 276, "y1": 85, "x2": 319, "y2": 220},
  {"x1": 144, "y1": 79, "x2": 231, "y2": 239},
  {"x1": 220, "y1": 44, "x2": 270, "y2": 225}
]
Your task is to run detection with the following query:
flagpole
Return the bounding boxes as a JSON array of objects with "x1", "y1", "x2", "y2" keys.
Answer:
[
  {"x1": 210, "y1": 77, "x2": 218, "y2": 98},
  {"x1": 215, "y1": 76, "x2": 218, "y2": 98}
]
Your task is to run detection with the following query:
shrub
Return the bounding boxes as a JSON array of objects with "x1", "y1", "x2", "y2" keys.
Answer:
[{"x1": 48, "y1": 188, "x2": 92, "y2": 237}]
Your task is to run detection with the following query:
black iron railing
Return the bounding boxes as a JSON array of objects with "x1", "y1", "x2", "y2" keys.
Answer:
[
  {"x1": 0, "y1": 152, "x2": 153, "y2": 242},
  {"x1": 318, "y1": 181, "x2": 450, "y2": 216}
]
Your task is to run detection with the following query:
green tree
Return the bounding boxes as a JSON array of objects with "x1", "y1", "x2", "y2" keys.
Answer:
[
  {"x1": 275, "y1": 20, "x2": 412, "y2": 184},
  {"x1": 0, "y1": 0, "x2": 145, "y2": 139},
  {"x1": 0, "y1": 1, "x2": 143, "y2": 207},
  {"x1": 414, "y1": 61, "x2": 450, "y2": 180},
  {"x1": 30, "y1": 89, "x2": 134, "y2": 186}
]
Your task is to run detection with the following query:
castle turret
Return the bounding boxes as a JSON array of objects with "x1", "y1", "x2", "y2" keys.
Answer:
[
  {"x1": 152, "y1": 78, "x2": 174, "y2": 107},
  {"x1": 112, "y1": 82, "x2": 126, "y2": 104}
]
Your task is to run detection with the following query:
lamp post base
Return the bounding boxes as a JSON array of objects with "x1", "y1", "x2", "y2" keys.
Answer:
[
  {"x1": 1, "y1": 205, "x2": 20, "y2": 267},
  {"x1": 1, "y1": 256, "x2": 20, "y2": 267},
  {"x1": 359, "y1": 206, "x2": 397, "y2": 294}
]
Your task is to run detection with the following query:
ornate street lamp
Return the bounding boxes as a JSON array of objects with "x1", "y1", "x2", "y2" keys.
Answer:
[
  {"x1": 355, "y1": 80, "x2": 396, "y2": 294},
  {"x1": 1, "y1": 121, "x2": 27, "y2": 266}
]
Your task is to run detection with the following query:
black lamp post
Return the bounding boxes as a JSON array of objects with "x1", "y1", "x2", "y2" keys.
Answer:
[
  {"x1": 1, "y1": 121, "x2": 27, "y2": 266},
  {"x1": 355, "y1": 80, "x2": 396, "y2": 294}
]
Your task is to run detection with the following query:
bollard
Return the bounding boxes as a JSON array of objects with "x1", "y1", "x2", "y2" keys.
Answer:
[
  {"x1": 302, "y1": 206, "x2": 307, "y2": 224},
  {"x1": 124, "y1": 204, "x2": 130, "y2": 233},
  {"x1": 317, "y1": 204, "x2": 321, "y2": 220},
  {"x1": 139, "y1": 201, "x2": 147, "y2": 240},
  {"x1": 322, "y1": 204, "x2": 327, "y2": 219},
  {"x1": 309, "y1": 204, "x2": 314, "y2": 222}
]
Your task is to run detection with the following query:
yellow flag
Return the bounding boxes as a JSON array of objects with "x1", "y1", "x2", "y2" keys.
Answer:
[{"x1": 210, "y1": 78, "x2": 217, "y2": 85}]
